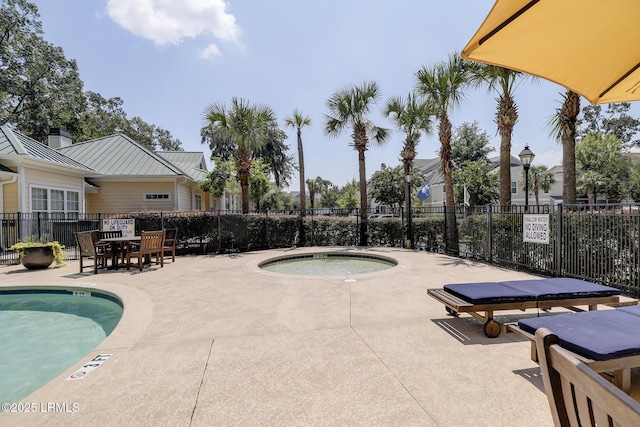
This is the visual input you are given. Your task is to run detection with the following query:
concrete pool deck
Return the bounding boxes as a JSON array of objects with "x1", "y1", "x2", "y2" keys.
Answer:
[{"x1": 1, "y1": 247, "x2": 555, "y2": 426}]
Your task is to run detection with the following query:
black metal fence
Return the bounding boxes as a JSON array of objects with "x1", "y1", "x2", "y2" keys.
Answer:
[
  {"x1": 452, "y1": 204, "x2": 640, "y2": 297},
  {"x1": 1, "y1": 205, "x2": 638, "y2": 296}
]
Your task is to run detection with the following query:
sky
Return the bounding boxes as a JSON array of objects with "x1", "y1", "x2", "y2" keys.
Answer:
[{"x1": 32, "y1": 0, "x2": 640, "y2": 192}]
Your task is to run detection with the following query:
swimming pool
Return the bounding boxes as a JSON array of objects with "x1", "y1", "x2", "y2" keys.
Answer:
[
  {"x1": 0, "y1": 289, "x2": 123, "y2": 407},
  {"x1": 258, "y1": 252, "x2": 397, "y2": 276}
]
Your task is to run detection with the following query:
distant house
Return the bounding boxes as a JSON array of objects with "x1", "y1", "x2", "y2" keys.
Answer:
[
  {"x1": 0, "y1": 125, "x2": 221, "y2": 216},
  {"x1": 413, "y1": 155, "x2": 564, "y2": 207}
]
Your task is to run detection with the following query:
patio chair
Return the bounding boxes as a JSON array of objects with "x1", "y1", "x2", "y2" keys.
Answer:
[
  {"x1": 126, "y1": 230, "x2": 164, "y2": 271},
  {"x1": 536, "y1": 327, "x2": 640, "y2": 427},
  {"x1": 98, "y1": 230, "x2": 123, "y2": 239},
  {"x1": 98, "y1": 229, "x2": 124, "y2": 264},
  {"x1": 75, "y1": 231, "x2": 112, "y2": 274},
  {"x1": 162, "y1": 228, "x2": 178, "y2": 262}
]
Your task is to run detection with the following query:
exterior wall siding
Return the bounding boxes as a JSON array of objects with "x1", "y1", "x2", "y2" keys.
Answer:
[
  {"x1": 86, "y1": 181, "x2": 175, "y2": 213},
  {"x1": 177, "y1": 183, "x2": 192, "y2": 211},
  {"x1": 2, "y1": 180, "x2": 18, "y2": 212},
  {"x1": 193, "y1": 187, "x2": 208, "y2": 211},
  {"x1": 23, "y1": 167, "x2": 84, "y2": 212},
  {"x1": 25, "y1": 167, "x2": 83, "y2": 188}
]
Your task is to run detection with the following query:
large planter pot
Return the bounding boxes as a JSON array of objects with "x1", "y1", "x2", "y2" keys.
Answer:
[{"x1": 20, "y1": 246, "x2": 55, "y2": 270}]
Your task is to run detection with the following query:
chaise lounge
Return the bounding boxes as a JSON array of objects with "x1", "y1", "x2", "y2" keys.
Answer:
[
  {"x1": 509, "y1": 305, "x2": 640, "y2": 394},
  {"x1": 427, "y1": 278, "x2": 623, "y2": 337}
]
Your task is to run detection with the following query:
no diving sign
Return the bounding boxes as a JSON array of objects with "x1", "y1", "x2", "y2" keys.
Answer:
[
  {"x1": 523, "y1": 214, "x2": 550, "y2": 244},
  {"x1": 66, "y1": 354, "x2": 112, "y2": 381}
]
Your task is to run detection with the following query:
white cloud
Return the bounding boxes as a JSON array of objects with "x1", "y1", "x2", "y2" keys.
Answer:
[
  {"x1": 106, "y1": 0, "x2": 240, "y2": 52},
  {"x1": 200, "y1": 43, "x2": 222, "y2": 60}
]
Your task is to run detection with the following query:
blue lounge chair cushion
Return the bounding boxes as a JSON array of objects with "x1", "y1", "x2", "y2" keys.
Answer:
[
  {"x1": 444, "y1": 282, "x2": 537, "y2": 304},
  {"x1": 444, "y1": 278, "x2": 620, "y2": 305},
  {"x1": 519, "y1": 306, "x2": 640, "y2": 361},
  {"x1": 503, "y1": 278, "x2": 620, "y2": 301}
]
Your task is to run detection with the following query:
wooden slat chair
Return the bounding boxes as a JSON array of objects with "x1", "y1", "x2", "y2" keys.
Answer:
[
  {"x1": 75, "y1": 231, "x2": 112, "y2": 274},
  {"x1": 536, "y1": 327, "x2": 640, "y2": 427},
  {"x1": 162, "y1": 228, "x2": 178, "y2": 262},
  {"x1": 126, "y1": 230, "x2": 165, "y2": 271},
  {"x1": 98, "y1": 229, "x2": 124, "y2": 264},
  {"x1": 98, "y1": 230, "x2": 123, "y2": 239}
]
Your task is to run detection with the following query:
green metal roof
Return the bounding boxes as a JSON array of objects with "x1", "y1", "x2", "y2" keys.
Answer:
[
  {"x1": 156, "y1": 151, "x2": 209, "y2": 181},
  {"x1": 0, "y1": 125, "x2": 93, "y2": 171},
  {"x1": 0, "y1": 126, "x2": 210, "y2": 184},
  {"x1": 57, "y1": 134, "x2": 186, "y2": 177}
]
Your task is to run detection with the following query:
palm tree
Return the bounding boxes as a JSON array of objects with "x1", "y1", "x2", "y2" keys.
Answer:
[
  {"x1": 284, "y1": 110, "x2": 311, "y2": 216},
  {"x1": 522, "y1": 165, "x2": 555, "y2": 205},
  {"x1": 468, "y1": 64, "x2": 527, "y2": 206},
  {"x1": 324, "y1": 81, "x2": 389, "y2": 246},
  {"x1": 384, "y1": 92, "x2": 433, "y2": 185},
  {"x1": 577, "y1": 170, "x2": 604, "y2": 205},
  {"x1": 202, "y1": 97, "x2": 278, "y2": 213},
  {"x1": 548, "y1": 89, "x2": 580, "y2": 204},
  {"x1": 384, "y1": 92, "x2": 433, "y2": 248},
  {"x1": 306, "y1": 176, "x2": 331, "y2": 211},
  {"x1": 415, "y1": 53, "x2": 470, "y2": 253}
]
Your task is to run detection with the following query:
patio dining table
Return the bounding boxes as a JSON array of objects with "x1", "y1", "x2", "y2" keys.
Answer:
[{"x1": 97, "y1": 236, "x2": 141, "y2": 269}]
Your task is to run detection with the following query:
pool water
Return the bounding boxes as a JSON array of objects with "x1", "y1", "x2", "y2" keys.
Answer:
[
  {"x1": 259, "y1": 253, "x2": 396, "y2": 276},
  {"x1": 0, "y1": 290, "x2": 122, "y2": 407}
]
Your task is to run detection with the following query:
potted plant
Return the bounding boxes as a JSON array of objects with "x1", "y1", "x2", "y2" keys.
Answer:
[{"x1": 9, "y1": 239, "x2": 66, "y2": 269}]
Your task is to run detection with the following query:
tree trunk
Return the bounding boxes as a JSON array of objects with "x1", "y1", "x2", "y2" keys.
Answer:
[
  {"x1": 358, "y1": 147, "x2": 368, "y2": 246},
  {"x1": 439, "y1": 112, "x2": 459, "y2": 254},
  {"x1": 404, "y1": 160, "x2": 411, "y2": 248},
  {"x1": 236, "y1": 146, "x2": 251, "y2": 214},
  {"x1": 587, "y1": 185, "x2": 595, "y2": 205},
  {"x1": 239, "y1": 171, "x2": 250, "y2": 213},
  {"x1": 561, "y1": 90, "x2": 580, "y2": 205},
  {"x1": 497, "y1": 94, "x2": 517, "y2": 207},
  {"x1": 297, "y1": 129, "x2": 306, "y2": 216},
  {"x1": 499, "y1": 130, "x2": 512, "y2": 206}
]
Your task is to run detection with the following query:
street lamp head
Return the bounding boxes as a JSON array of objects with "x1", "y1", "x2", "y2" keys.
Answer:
[
  {"x1": 405, "y1": 172, "x2": 412, "y2": 183},
  {"x1": 518, "y1": 145, "x2": 535, "y2": 169}
]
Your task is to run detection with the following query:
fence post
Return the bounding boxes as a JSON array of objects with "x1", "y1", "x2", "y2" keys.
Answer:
[
  {"x1": 556, "y1": 203, "x2": 563, "y2": 276},
  {"x1": 265, "y1": 209, "x2": 270, "y2": 249},
  {"x1": 488, "y1": 205, "x2": 493, "y2": 263},
  {"x1": 442, "y1": 203, "x2": 447, "y2": 254},
  {"x1": 37, "y1": 211, "x2": 42, "y2": 240},
  {"x1": 217, "y1": 213, "x2": 221, "y2": 253},
  {"x1": 17, "y1": 212, "x2": 22, "y2": 242}
]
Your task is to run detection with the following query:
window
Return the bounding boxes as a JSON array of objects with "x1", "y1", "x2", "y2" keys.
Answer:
[
  {"x1": 31, "y1": 186, "x2": 80, "y2": 218},
  {"x1": 195, "y1": 194, "x2": 202, "y2": 210},
  {"x1": 32, "y1": 188, "x2": 48, "y2": 211},
  {"x1": 144, "y1": 193, "x2": 171, "y2": 201},
  {"x1": 51, "y1": 190, "x2": 64, "y2": 212},
  {"x1": 67, "y1": 191, "x2": 79, "y2": 212},
  {"x1": 511, "y1": 182, "x2": 517, "y2": 194}
]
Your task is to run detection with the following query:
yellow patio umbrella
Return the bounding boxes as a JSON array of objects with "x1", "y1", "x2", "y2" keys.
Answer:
[{"x1": 461, "y1": 0, "x2": 640, "y2": 104}]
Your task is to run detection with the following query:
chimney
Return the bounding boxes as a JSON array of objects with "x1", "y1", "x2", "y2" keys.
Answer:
[{"x1": 48, "y1": 128, "x2": 72, "y2": 148}]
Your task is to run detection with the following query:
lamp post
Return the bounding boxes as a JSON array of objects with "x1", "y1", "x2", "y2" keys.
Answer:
[
  {"x1": 518, "y1": 145, "x2": 535, "y2": 211},
  {"x1": 405, "y1": 171, "x2": 413, "y2": 249}
]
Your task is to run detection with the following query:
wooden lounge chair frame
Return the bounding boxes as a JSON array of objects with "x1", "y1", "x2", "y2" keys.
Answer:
[
  {"x1": 75, "y1": 231, "x2": 112, "y2": 274},
  {"x1": 126, "y1": 230, "x2": 164, "y2": 271},
  {"x1": 536, "y1": 327, "x2": 640, "y2": 426},
  {"x1": 427, "y1": 287, "x2": 620, "y2": 338}
]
